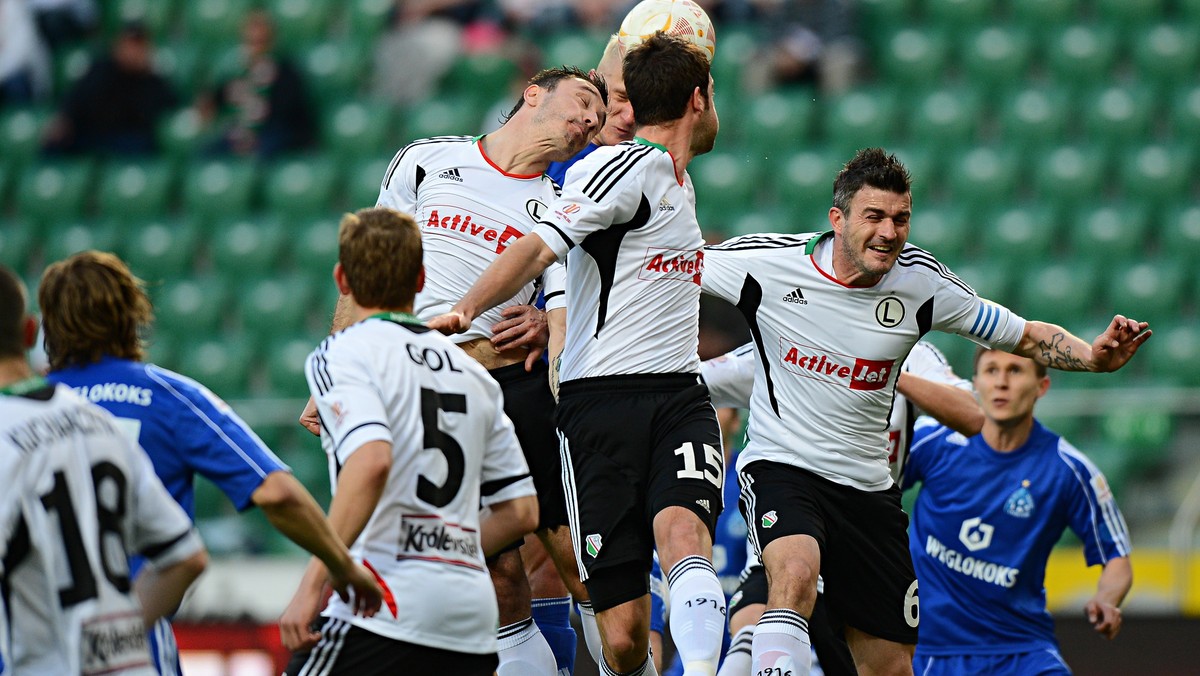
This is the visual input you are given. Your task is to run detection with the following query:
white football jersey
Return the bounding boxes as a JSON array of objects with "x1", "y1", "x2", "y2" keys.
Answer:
[
  {"x1": 376, "y1": 135, "x2": 567, "y2": 343},
  {"x1": 703, "y1": 232, "x2": 1025, "y2": 491},
  {"x1": 306, "y1": 315, "x2": 535, "y2": 654},
  {"x1": 0, "y1": 383, "x2": 201, "y2": 675},
  {"x1": 532, "y1": 139, "x2": 705, "y2": 380}
]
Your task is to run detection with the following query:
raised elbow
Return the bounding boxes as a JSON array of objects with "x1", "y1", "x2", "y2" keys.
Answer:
[
  {"x1": 516, "y1": 496, "x2": 540, "y2": 534},
  {"x1": 181, "y1": 548, "x2": 209, "y2": 584}
]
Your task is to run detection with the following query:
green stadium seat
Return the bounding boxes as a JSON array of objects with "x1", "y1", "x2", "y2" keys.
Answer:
[
  {"x1": 1107, "y1": 259, "x2": 1186, "y2": 326},
  {"x1": 1045, "y1": 24, "x2": 1118, "y2": 89},
  {"x1": 239, "y1": 275, "x2": 315, "y2": 346},
  {"x1": 152, "y1": 42, "x2": 204, "y2": 95},
  {"x1": 1007, "y1": 0, "x2": 1074, "y2": 35},
  {"x1": 15, "y1": 161, "x2": 95, "y2": 226},
  {"x1": 1131, "y1": 24, "x2": 1199, "y2": 95},
  {"x1": 0, "y1": 222, "x2": 35, "y2": 275},
  {"x1": 710, "y1": 27, "x2": 760, "y2": 92},
  {"x1": 301, "y1": 41, "x2": 367, "y2": 99},
  {"x1": 279, "y1": 444, "x2": 331, "y2": 506},
  {"x1": 1015, "y1": 258, "x2": 1099, "y2": 325},
  {"x1": 945, "y1": 146, "x2": 1021, "y2": 210},
  {"x1": 1083, "y1": 85, "x2": 1154, "y2": 154},
  {"x1": 345, "y1": 0, "x2": 392, "y2": 39},
  {"x1": 1183, "y1": 0, "x2": 1200, "y2": 22},
  {"x1": 1101, "y1": 409, "x2": 1172, "y2": 474},
  {"x1": 321, "y1": 101, "x2": 395, "y2": 163},
  {"x1": 346, "y1": 157, "x2": 390, "y2": 212},
  {"x1": 183, "y1": 0, "x2": 251, "y2": 48},
  {"x1": 268, "y1": 0, "x2": 336, "y2": 49},
  {"x1": 1032, "y1": 144, "x2": 1107, "y2": 211},
  {"x1": 103, "y1": 0, "x2": 177, "y2": 35},
  {"x1": 143, "y1": 332, "x2": 175, "y2": 370},
  {"x1": 152, "y1": 276, "x2": 230, "y2": 337},
  {"x1": 41, "y1": 221, "x2": 122, "y2": 264},
  {"x1": 443, "y1": 53, "x2": 518, "y2": 108},
  {"x1": 826, "y1": 88, "x2": 898, "y2": 157},
  {"x1": 1077, "y1": 442, "x2": 1132, "y2": 494},
  {"x1": 293, "y1": 217, "x2": 340, "y2": 273},
  {"x1": 908, "y1": 203, "x2": 970, "y2": 264},
  {"x1": 980, "y1": 202, "x2": 1059, "y2": 266},
  {"x1": 1093, "y1": 0, "x2": 1165, "y2": 31},
  {"x1": 123, "y1": 218, "x2": 201, "y2": 282},
  {"x1": 403, "y1": 97, "x2": 482, "y2": 142},
  {"x1": 97, "y1": 159, "x2": 175, "y2": 221},
  {"x1": 542, "y1": 32, "x2": 607, "y2": 69},
  {"x1": 1169, "y1": 86, "x2": 1200, "y2": 154},
  {"x1": 721, "y1": 207, "x2": 787, "y2": 238},
  {"x1": 54, "y1": 44, "x2": 94, "y2": 99},
  {"x1": 263, "y1": 156, "x2": 338, "y2": 219},
  {"x1": 741, "y1": 90, "x2": 816, "y2": 157},
  {"x1": 877, "y1": 27, "x2": 949, "y2": 89},
  {"x1": 690, "y1": 150, "x2": 760, "y2": 220},
  {"x1": 948, "y1": 260, "x2": 1013, "y2": 307},
  {"x1": 923, "y1": 0, "x2": 994, "y2": 27},
  {"x1": 858, "y1": 0, "x2": 911, "y2": 35},
  {"x1": 906, "y1": 87, "x2": 982, "y2": 154},
  {"x1": 1067, "y1": 201, "x2": 1151, "y2": 262},
  {"x1": 1144, "y1": 322, "x2": 1200, "y2": 385},
  {"x1": 885, "y1": 146, "x2": 940, "y2": 203},
  {"x1": 176, "y1": 336, "x2": 256, "y2": 399},
  {"x1": 1118, "y1": 145, "x2": 1193, "y2": 202},
  {"x1": 1162, "y1": 202, "x2": 1200, "y2": 260},
  {"x1": 265, "y1": 333, "x2": 323, "y2": 398},
  {"x1": 210, "y1": 216, "x2": 287, "y2": 275},
  {"x1": 960, "y1": 25, "x2": 1034, "y2": 94},
  {"x1": 0, "y1": 108, "x2": 51, "y2": 171},
  {"x1": 157, "y1": 108, "x2": 210, "y2": 162},
  {"x1": 998, "y1": 87, "x2": 1071, "y2": 150},
  {"x1": 182, "y1": 158, "x2": 258, "y2": 218},
  {"x1": 770, "y1": 148, "x2": 841, "y2": 220}
]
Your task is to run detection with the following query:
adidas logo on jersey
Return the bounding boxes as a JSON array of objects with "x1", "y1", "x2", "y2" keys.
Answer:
[
  {"x1": 437, "y1": 167, "x2": 464, "y2": 182},
  {"x1": 783, "y1": 288, "x2": 807, "y2": 305},
  {"x1": 658, "y1": 197, "x2": 675, "y2": 212}
]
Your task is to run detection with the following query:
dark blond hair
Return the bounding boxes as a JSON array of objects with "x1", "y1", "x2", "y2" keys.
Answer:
[
  {"x1": 0, "y1": 265, "x2": 27, "y2": 359},
  {"x1": 339, "y1": 208, "x2": 423, "y2": 309},
  {"x1": 39, "y1": 251, "x2": 152, "y2": 370}
]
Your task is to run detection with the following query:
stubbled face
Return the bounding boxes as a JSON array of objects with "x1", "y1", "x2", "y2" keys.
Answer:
[
  {"x1": 974, "y1": 350, "x2": 1048, "y2": 426},
  {"x1": 534, "y1": 77, "x2": 607, "y2": 160},
  {"x1": 830, "y1": 186, "x2": 911, "y2": 286},
  {"x1": 593, "y1": 61, "x2": 634, "y2": 146},
  {"x1": 691, "y1": 75, "x2": 718, "y2": 156}
]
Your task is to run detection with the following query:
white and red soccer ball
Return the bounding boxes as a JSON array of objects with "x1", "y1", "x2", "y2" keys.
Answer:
[{"x1": 617, "y1": 0, "x2": 717, "y2": 62}]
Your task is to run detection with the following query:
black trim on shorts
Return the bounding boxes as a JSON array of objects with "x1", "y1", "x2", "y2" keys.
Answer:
[
  {"x1": 559, "y1": 372, "x2": 700, "y2": 396},
  {"x1": 285, "y1": 617, "x2": 497, "y2": 676}
]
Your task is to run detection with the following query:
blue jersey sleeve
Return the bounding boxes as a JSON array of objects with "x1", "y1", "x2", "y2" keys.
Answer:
[
  {"x1": 148, "y1": 366, "x2": 288, "y2": 511},
  {"x1": 1058, "y1": 441, "x2": 1132, "y2": 566},
  {"x1": 902, "y1": 417, "x2": 947, "y2": 489}
]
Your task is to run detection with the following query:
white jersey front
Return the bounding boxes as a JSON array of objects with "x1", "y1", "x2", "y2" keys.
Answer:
[
  {"x1": 0, "y1": 383, "x2": 201, "y2": 675},
  {"x1": 376, "y1": 135, "x2": 567, "y2": 343},
  {"x1": 532, "y1": 139, "x2": 705, "y2": 380},
  {"x1": 703, "y1": 232, "x2": 1026, "y2": 491},
  {"x1": 305, "y1": 315, "x2": 535, "y2": 654}
]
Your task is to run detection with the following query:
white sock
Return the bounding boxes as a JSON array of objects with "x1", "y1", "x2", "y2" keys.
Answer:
[
  {"x1": 600, "y1": 654, "x2": 659, "y2": 676},
  {"x1": 578, "y1": 600, "x2": 604, "y2": 666},
  {"x1": 497, "y1": 617, "x2": 558, "y2": 675},
  {"x1": 667, "y1": 556, "x2": 727, "y2": 676},
  {"x1": 752, "y1": 609, "x2": 812, "y2": 676},
  {"x1": 717, "y1": 625, "x2": 754, "y2": 676}
]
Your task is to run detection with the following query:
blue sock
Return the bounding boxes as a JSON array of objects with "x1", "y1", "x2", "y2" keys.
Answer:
[{"x1": 532, "y1": 597, "x2": 577, "y2": 674}]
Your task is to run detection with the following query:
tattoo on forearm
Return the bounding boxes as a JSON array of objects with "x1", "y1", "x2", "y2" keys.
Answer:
[{"x1": 1037, "y1": 332, "x2": 1087, "y2": 371}]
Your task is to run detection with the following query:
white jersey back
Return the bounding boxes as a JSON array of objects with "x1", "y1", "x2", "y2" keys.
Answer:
[
  {"x1": 376, "y1": 136, "x2": 567, "y2": 342},
  {"x1": 0, "y1": 384, "x2": 201, "y2": 675},
  {"x1": 532, "y1": 139, "x2": 705, "y2": 380},
  {"x1": 306, "y1": 316, "x2": 535, "y2": 654},
  {"x1": 703, "y1": 232, "x2": 1025, "y2": 491}
]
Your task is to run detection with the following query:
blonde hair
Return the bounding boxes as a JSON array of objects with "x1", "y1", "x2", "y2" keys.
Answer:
[
  {"x1": 40, "y1": 251, "x2": 152, "y2": 370},
  {"x1": 338, "y1": 208, "x2": 423, "y2": 309}
]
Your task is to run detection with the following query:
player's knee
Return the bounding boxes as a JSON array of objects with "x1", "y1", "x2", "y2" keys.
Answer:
[
  {"x1": 603, "y1": 627, "x2": 648, "y2": 666},
  {"x1": 765, "y1": 557, "x2": 818, "y2": 607},
  {"x1": 653, "y1": 505, "x2": 710, "y2": 565}
]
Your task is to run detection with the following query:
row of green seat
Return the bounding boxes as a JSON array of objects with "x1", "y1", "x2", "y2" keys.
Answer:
[{"x1": 859, "y1": 0, "x2": 1200, "y2": 32}]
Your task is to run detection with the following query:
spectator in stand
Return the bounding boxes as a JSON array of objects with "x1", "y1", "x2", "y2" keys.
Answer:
[
  {"x1": 197, "y1": 9, "x2": 314, "y2": 158},
  {"x1": 0, "y1": 0, "x2": 52, "y2": 106},
  {"x1": 371, "y1": 0, "x2": 484, "y2": 106},
  {"x1": 41, "y1": 22, "x2": 177, "y2": 155}
]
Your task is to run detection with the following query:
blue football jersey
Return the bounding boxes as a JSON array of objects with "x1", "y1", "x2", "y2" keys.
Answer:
[
  {"x1": 903, "y1": 419, "x2": 1130, "y2": 655},
  {"x1": 48, "y1": 357, "x2": 288, "y2": 575},
  {"x1": 546, "y1": 141, "x2": 601, "y2": 186}
]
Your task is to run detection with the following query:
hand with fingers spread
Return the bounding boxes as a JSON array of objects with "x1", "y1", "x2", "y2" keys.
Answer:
[{"x1": 1089, "y1": 315, "x2": 1151, "y2": 373}]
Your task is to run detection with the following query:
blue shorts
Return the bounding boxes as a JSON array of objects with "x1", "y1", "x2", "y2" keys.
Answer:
[
  {"x1": 913, "y1": 649, "x2": 1071, "y2": 676},
  {"x1": 649, "y1": 554, "x2": 666, "y2": 634}
]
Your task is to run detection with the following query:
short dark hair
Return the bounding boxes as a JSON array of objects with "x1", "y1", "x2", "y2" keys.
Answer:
[
  {"x1": 0, "y1": 265, "x2": 27, "y2": 359},
  {"x1": 501, "y1": 65, "x2": 609, "y2": 124},
  {"x1": 973, "y1": 346, "x2": 1048, "y2": 378},
  {"x1": 832, "y1": 148, "x2": 912, "y2": 215},
  {"x1": 338, "y1": 207, "x2": 423, "y2": 309},
  {"x1": 623, "y1": 32, "x2": 711, "y2": 127}
]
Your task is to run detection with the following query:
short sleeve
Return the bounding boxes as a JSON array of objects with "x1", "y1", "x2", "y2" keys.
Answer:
[
  {"x1": 376, "y1": 142, "x2": 421, "y2": 214},
  {"x1": 542, "y1": 261, "x2": 567, "y2": 312},
  {"x1": 1061, "y1": 443, "x2": 1132, "y2": 566},
  {"x1": 698, "y1": 241, "x2": 752, "y2": 305},
  {"x1": 161, "y1": 370, "x2": 288, "y2": 511},
  {"x1": 307, "y1": 343, "x2": 396, "y2": 469},
  {"x1": 930, "y1": 263, "x2": 1026, "y2": 351},
  {"x1": 701, "y1": 343, "x2": 755, "y2": 409},
  {"x1": 127, "y1": 443, "x2": 204, "y2": 570},
  {"x1": 479, "y1": 380, "x2": 535, "y2": 508}
]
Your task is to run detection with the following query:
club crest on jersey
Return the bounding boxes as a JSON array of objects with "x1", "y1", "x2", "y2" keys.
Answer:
[
  {"x1": 585, "y1": 534, "x2": 603, "y2": 557},
  {"x1": 779, "y1": 340, "x2": 894, "y2": 391},
  {"x1": 424, "y1": 210, "x2": 524, "y2": 254},
  {"x1": 526, "y1": 198, "x2": 547, "y2": 222},
  {"x1": 761, "y1": 510, "x2": 778, "y2": 528},
  {"x1": 640, "y1": 247, "x2": 704, "y2": 285},
  {"x1": 875, "y1": 296, "x2": 904, "y2": 327},
  {"x1": 958, "y1": 517, "x2": 994, "y2": 552},
  {"x1": 1091, "y1": 474, "x2": 1113, "y2": 504},
  {"x1": 1004, "y1": 480, "x2": 1035, "y2": 518}
]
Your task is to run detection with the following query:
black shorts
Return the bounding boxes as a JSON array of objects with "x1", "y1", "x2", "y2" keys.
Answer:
[
  {"x1": 739, "y1": 460, "x2": 919, "y2": 645},
  {"x1": 284, "y1": 617, "x2": 498, "y2": 676},
  {"x1": 491, "y1": 361, "x2": 567, "y2": 532},
  {"x1": 728, "y1": 563, "x2": 766, "y2": 617},
  {"x1": 556, "y1": 374, "x2": 723, "y2": 611}
]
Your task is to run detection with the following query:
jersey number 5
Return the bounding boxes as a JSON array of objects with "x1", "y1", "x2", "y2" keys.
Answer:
[
  {"x1": 39, "y1": 462, "x2": 130, "y2": 607},
  {"x1": 417, "y1": 388, "x2": 467, "y2": 508}
]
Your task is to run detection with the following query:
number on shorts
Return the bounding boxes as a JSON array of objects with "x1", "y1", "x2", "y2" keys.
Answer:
[
  {"x1": 674, "y1": 442, "x2": 723, "y2": 489},
  {"x1": 903, "y1": 579, "x2": 919, "y2": 628}
]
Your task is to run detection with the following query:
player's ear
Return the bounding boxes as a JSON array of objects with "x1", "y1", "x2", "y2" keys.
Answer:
[
  {"x1": 333, "y1": 262, "x2": 352, "y2": 296},
  {"x1": 523, "y1": 83, "x2": 541, "y2": 108},
  {"x1": 415, "y1": 265, "x2": 426, "y2": 293},
  {"x1": 1036, "y1": 374, "x2": 1051, "y2": 398},
  {"x1": 828, "y1": 205, "x2": 845, "y2": 234},
  {"x1": 691, "y1": 85, "x2": 704, "y2": 114}
]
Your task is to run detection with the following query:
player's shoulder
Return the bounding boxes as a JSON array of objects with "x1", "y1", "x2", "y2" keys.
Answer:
[
  {"x1": 382, "y1": 135, "x2": 476, "y2": 185},
  {"x1": 892, "y1": 243, "x2": 975, "y2": 293},
  {"x1": 912, "y1": 417, "x2": 967, "y2": 452},
  {"x1": 705, "y1": 231, "x2": 822, "y2": 253},
  {"x1": 572, "y1": 140, "x2": 662, "y2": 180}
]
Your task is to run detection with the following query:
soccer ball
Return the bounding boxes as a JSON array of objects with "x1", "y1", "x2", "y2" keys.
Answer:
[{"x1": 617, "y1": 0, "x2": 716, "y2": 62}]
